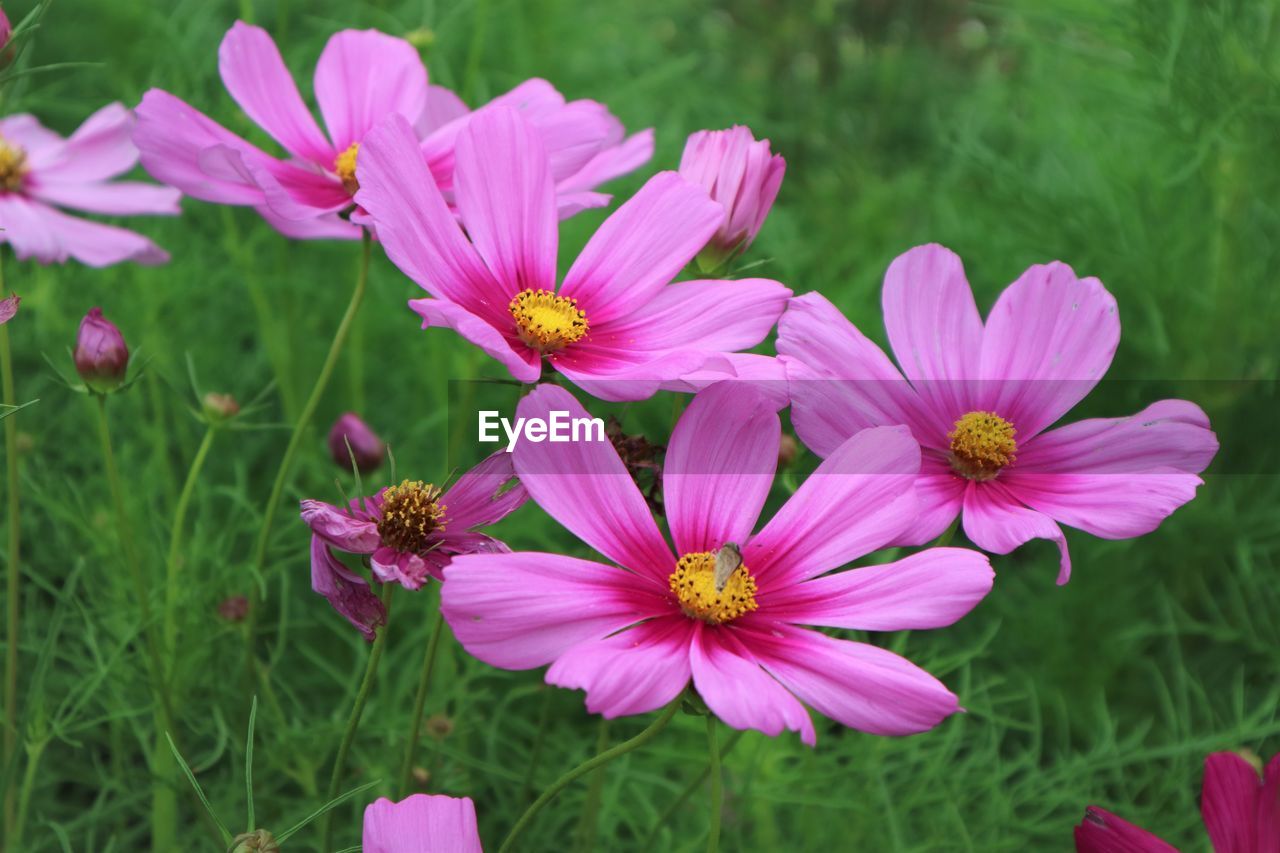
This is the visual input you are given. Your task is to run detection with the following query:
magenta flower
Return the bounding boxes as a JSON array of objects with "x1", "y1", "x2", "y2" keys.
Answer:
[
  {"x1": 134, "y1": 22, "x2": 651, "y2": 241},
  {"x1": 0, "y1": 104, "x2": 179, "y2": 266},
  {"x1": 74, "y1": 307, "x2": 130, "y2": 393},
  {"x1": 1076, "y1": 751, "x2": 1280, "y2": 852},
  {"x1": 356, "y1": 108, "x2": 792, "y2": 401},
  {"x1": 778, "y1": 244, "x2": 1218, "y2": 583},
  {"x1": 679, "y1": 125, "x2": 785, "y2": 267},
  {"x1": 441, "y1": 384, "x2": 993, "y2": 744},
  {"x1": 0, "y1": 293, "x2": 16, "y2": 325},
  {"x1": 301, "y1": 451, "x2": 526, "y2": 640},
  {"x1": 363, "y1": 794, "x2": 481, "y2": 853},
  {"x1": 0, "y1": 6, "x2": 10, "y2": 53},
  {"x1": 327, "y1": 411, "x2": 385, "y2": 474}
]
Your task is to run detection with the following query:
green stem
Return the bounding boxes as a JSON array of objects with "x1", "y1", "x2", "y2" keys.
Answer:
[
  {"x1": 498, "y1": 697, "x2": 682, "y2": 853},
  {"x1": 705, "y1": 717, "x2": 722, "y2": 853},
  {"x1": 163, "y1": 426, "x2": 216, "y2": 666},
  {"x1": 319, "y1": 583, "x2": 393, "y2": 853},
  {"x1": 397, "y1": 602, "x2": 446, "y2": 796},
  {"x1": 244, "y1": 230, "x2": 371, "y2": 668},
  {"x1": 643, "y1": 730, "x2": 744, "y2": 850},
  {"x1": 519, "y1": 687, "x2": 554, "y2": 806},
  {"x1": 10, "y1": 735, "x2": 44, "y2": 849},
  {"x1": 573, "y1": 719, "x2": 611, "y2": 852},
  {"x1": 1, "y1": 315, "x2": 19, "y2": 844}
]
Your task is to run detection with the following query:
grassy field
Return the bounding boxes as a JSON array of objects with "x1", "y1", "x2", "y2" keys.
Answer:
[{"x1": 3, "y1": 0, "x2": 1279, "y2": 849}]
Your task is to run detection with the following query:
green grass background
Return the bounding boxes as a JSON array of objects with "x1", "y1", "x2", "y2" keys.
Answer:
[{"x1": 3, "y1": 0, "x2": 1279, "y2": 849}]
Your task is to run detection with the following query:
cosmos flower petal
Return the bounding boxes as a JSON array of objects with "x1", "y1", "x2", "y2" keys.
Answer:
[
  {"x1": 362, "y1": 794, "x2": 482, "y2": 853},
  {"x1": 557, "y1": 128, "x2": 654, "y2": 194},
  {"x1": 894, "y1": 452, "x2": 967, "y2": 546},
  {"x1": 1073, "y1": 806, "x2": 1178, "y2": 853},
  {"x1": 546, "y1": 615, "x2": 693, "y2": 718},
  {"x1": 414, "y1": 85, "x2": 470, "y2": 137},
  {"x1": 36, "y1": 102, "x2": 140, "y2": 183},
  {"x1": 551, "y1": 347, "x2": 724, "y2": 403},
  {"x1": 5, "y1": 199, "x2": 169, "y2": 267},
  {"x1": 1258, "y1": 754, "x2": 1280, "y2": 851},
  {"x1": 441, "y1": 552, "x2": 661, "y2": 670},
  {"x1": 0, "y1": 114, "x2": 62, "y2": 164},
  {"x1": 961, "y1": 481, "x2": 1072, "y2": 584},
  {"x1": 30, "y1": 181, "x2": 181, "y2": 216},
  {"x1": 0, "y1": 295, "x2": 17, "y2": 326},
  {"x1": 300, "y1": 499, "x2": 380, "y2": 553},
  {"x1": 0, "y1": 194, "x2": 64, "y2": 262},
  {"x1": 525, "y1": 99, "x2": 621, "y2": 183},
  {"x1": 254, "y1": 205, "x2": 361, "y2": 240},
  {"x1": 1202, "y1": 752, "x2": 1266, "y2": 853},
  {"x1": 1003, "y1": 469, "x2": 1205, "y2": 543},
  {"x1": 408, "y1": 297, "x2": 540, "y2": 383},
  {"x1": 313, "y1": 29, "x2": 429, "y2": 151},
  {"x1": 439, "y1": 450, "x2": 528, "y2": 530},
  {"x1": 310, "y1": 536, "x2": 385, "y2": 642},
  {"x1": 663, "y1": 381, "x2": 779, "y2": 555}
]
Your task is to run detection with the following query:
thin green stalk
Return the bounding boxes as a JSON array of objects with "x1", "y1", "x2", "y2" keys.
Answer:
[
  {"x1": 643, "y1": 730, "x2": 744, "y2": 850},
  {"x1": 397, "y1": 602, "x2": 446, "y2": 796},
  {"x1": 10, "y1": 735, "x2": 44, "y2": 849},
  {"x1": 499, "y1": 697, "x2": 682, "y2": 853},
  {"x1": 1, "y1": 318, "x2": 19, "y2": 844},
  {"x1": 519, "y1": 687, "x2": 554, "y2": 805},
  {"x1": 319, "y1": 583, "x2": 393, "y2": 853},
  {"x1": 163, "y1": 425, "x2": 216, "y2": 666},
  {"x1": 932, "y1": 516, "x2": 961, "y2": 548},
  {"x1": 705, "y1": 717, "x2": 722, "y2": 853},
  {"x1": 573, "y1": 719, "x2": 611, "y2": 852},
  {"x1": 244, "y1": 230, "x2": 371, "y2": 666}
]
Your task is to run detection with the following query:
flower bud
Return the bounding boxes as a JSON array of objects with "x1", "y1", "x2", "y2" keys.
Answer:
[
  {"x1": 0, "y1": 293, "x2": 17, "y2": 326},
  {"x1": 73, "y1": 307, "x2": 129, "y2": 393},
  {"x1": 230, "y1": 829, "x2": 280, "y2": 853},
  {"x1": 679, "y1": 126, "x2": 785, "y2": 270},
  {"x1": 201, "y1": 392, "x2": 240, "y2": 422},
  {"x1": 328, "y1": 412, "x2": 385, "y2": 474}
]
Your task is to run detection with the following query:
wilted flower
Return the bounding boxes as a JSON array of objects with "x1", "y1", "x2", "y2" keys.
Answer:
[
  {"x1": 74, "y1": 307, "x2": 129, "y2": 393},
  {"x1": 328, "y1": 412, "x2": 385, "y2": 474},
  {"x1": 0, "y1": 105, "x2": 179, "y2": 266},
  {"x1": 357, "y1": 108, "x2": 791, "y2": 401},
  {"x1": 779, "y1": 244, "x2": 1218, "y2": 583},
  {"x1": 0, "y1": 293, "x2": 17, "y2": 325},
  {"x1": 301, "y1": 451, "x2": 527, "y2": 640},
  {"x1": 679, "y1": 125, "x2": 785, "y2": 269},
  {"x1": 442, "y1": 384, "x2": 993, "y2": 744},
  {"x1": 363, "y1": 794, "x2": 481, "y2": 853}
]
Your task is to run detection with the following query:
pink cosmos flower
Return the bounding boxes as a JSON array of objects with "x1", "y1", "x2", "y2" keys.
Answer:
[
  {"x1": 356, "y1": 108, "x2": 792, "y2": 402},
  {"x1": 133, "y1": 22, "x2": 651, "y2": 241},
  {"x1": 778, "y1": 244, "x2": 1219, "y2": 583},
  {"x1": 0, "y1": 104, "x2": 179, "y2": 266},
  {"x1": 1075, "y1": 751, "x2": 1280, "y2": 852},
  {"x1": 679, "y1": 125, "x2": 785, "y2": 267},
  {"x1": 363, "y1": 794, "x2": 482, "y2": 853},
  {"x1": 441, "y1": 383, "x2": 994, "y2": 744},
  {"x1": 301, "y1": 450, "x2": 526, "y2": 640}
]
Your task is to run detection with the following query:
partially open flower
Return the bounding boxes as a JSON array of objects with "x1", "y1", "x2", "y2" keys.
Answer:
[
  {"x1": 328, "y1": 411, "x2": 385, "y2": 474},
  {"x1": 74, "y1": 307, "x2": 129, "y2": 393}
]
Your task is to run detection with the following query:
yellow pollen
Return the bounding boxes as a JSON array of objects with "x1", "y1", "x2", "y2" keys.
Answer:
[
  {"x1": 948, "y1": 411, "x2": 1017, "y2": 481},
  {"x1": 668, "y1": 551, "x2": 759, "y2": 625},
  {"x1": 376, "y1": 479, "x2": 446, "y2": 555},
  {"x1": 334, "y1": 142, "x2": 360, "y2": 194},
  {"x1": 509, "y1": 288, "x2": 589, "y2": 353},
  {"x1": 0, "y1": 137, "x2": 29, "y2": 193}
]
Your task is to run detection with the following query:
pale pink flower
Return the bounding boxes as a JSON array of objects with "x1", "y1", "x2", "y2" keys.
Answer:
[
  {"x1": 1076, "y1": 751, "x2": 1280, "y2": 852},
  {"x1": 356, "y1": 108, "x2": 791, "y2": 402},
  {"x1": 134, "y1": 22, "x2": 651, "y2": 241},
  {"x1": 679, "y1": 125, "x2": 785, "y2": 266},
  {"x1": 441, "y1": 383, "x2": 993, "y2": 744},
  {"x1": 301, "y1": 451, "x2": 526, "y2": 640},
  {"x1": 0, "y1": 104, "x2": 179, "y2": 266},
  {"x1": 363, "y1": 794, "x2": 481, "y2": 853},
  {"x1": 778, "y1": 244, "x2": 1218, "y2": 583}
]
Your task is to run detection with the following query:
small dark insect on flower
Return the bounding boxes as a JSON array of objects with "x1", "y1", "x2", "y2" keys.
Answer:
[{"x1": 605, "y1": 416, "x2": 665, "y2": 515}]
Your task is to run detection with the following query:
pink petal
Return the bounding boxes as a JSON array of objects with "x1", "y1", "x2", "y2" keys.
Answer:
[
  {"x1": 1073, "y1": 806, "x2": 1178, "y2": 853},
  {"x1": 551, "y1": 346, "x2": 723, "y2": 402},
  {"x1": 881, "y1": 244, "x2": 984, "y2": 420},
  {"x1": 745, "y1": 620, "x2": 961, "y2": 736},
  {"x1": 439, "y1": 450, "x2": 527, "y2": 529},
  {"x1": 0, "y1": 195, "x2": 61, "y2": 262},
  {"x1": 237, "y1": 155, "x2": 349, "y2": 220},
  {"x1": 978, "y1": 262, "x2": 1120, "y2": 439},
  {"x1": 557, "y1": 128, "x2": 655, "y2": 194},
  {"x1": 363, "y1": 794, "x2": 482, "y2": 853},
  {"x1": 745, "y1": 425, "x2": 920, "y2": 589},
  {"x1": 689, "y1": 623, "x2": 815, "y2": 745},
  {"x1": 513, "y1": 385, "x2": 674, "y2": 582},
  {"x1": 589, "y1": 277, "x2": 791, "y2": 354},
  {"x1": 1258, "y1": 754, "x2": 1280, "y2": 851},
  {"x1": 763, "y1": 547, "x2": 992, "y2": 630},
  {"x1": 555, "y1": 190, "x2": 611, "y2": 219},
  {"x1": 0, "y1": 115, "x2": 62, "y2": 164},
  {"x1": 218, "y1": 21, "x2": 334, "y2": 165},
  {"x1": 453, "y1": 107, "x2": 557, "y2": 294},
  {"x1": 310, "y1": 536, "x2": 385, "y2": 641},
  {"x1": 440, "y1": 552, "x2": 662, "y2": 670},
  {"x1": 300, "y1": 498, "x2": 380, "y2": 553},
  {"x1": 408, "y1": 297, "x2": 539, "y2": 383},
  {"x1": 415, "y1": 84, "x2": 470, "y2": 137},
  {"x1": 0, "y1": 196, "x2": 168, "y2": 266},
  {"x1": 30, "y1": 181, "x2": 181, "y2": 216},
  {"x1": 254, "y1": 205, "x2": 361, "y2": 240},
  {"x1": 371, "y1": 547, "x2": 434, "y2": 591},
  {"x1": 525, "y1": 99, "x2": 621, "y2": 184},
  {"x1": 313, "y1": 29, "x2": 428, "y2": 151},
  {"x1": 961, "y1": 481, "x2": 1072, "y2": 584},
  {"x1": 546, "y1": 614, "x2": 694, "y2": 718},
  {"x1": 664, "y1": 382, "x2": 779, "y2": 554},
  {"x1": 35, "y1": 102, "x2": 139, "y2": 183},
  {"x1": 894, "y1": 451, "x2": 967, "y2": 546},
  {"x1": 133, "y1": 89, "x2": 270, "y2": 205},
  {"x1": 1202, "y1": 752, "x2": 1264, "y2": 853},
  {"x1": 662, "y1": 353, "x2": 790, "y2": 407},
  {"x1": 356, "y1": 115, "x2": 513, "y2": 327},
  {"x1": 559, "y1": 171, "x2": 724, "y2": 326},
  {"x1": 0, "y1": 295, "x2": 17, "y2": 326},
  {"x1": 1003, "y1": 470, "x2": 1204, "y2": 542}
]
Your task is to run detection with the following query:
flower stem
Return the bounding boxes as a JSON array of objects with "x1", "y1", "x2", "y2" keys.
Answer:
[
  {"x1": 498, "y1": 697, "x2": 682, "y2": 853},
  {"x1": 244, "y1": 230, "x2": 371, "y2": 670},
  {"x1": 705, "y1": 716, "x2": 722, "y2": 853},
  {"x1": 1, "y1": 317, "x2": 20, "y2": 844},
  {"x1": 572, "y1": 718, "x2": 611, "y2": 852},
  {"x1": 163, "y1": 425, "x2": 217, "y2": 666},
  {"x1": 396, "y1": 600, "x2": 446, "y2": 796},
  {"x1": 932, "y1": 516, "x2": 961, "y2": 548},
  {"x1": 642, "y1": 729, "x2": 744, "y2": 849},
  {"x1": 319, "y1": 582, "x2": 393, "y2": 853}
]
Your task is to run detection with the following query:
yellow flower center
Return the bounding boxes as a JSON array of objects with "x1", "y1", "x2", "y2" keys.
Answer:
[
  {"x1": 334, "y1": 142, "x2": 360, "y2": 194},
  {"x1": 509, "y1": 288, "x2": 589, "y2": 353},
  {"x1": 0, "y1": 137, "x2": 29, "y2": 193},
  {"x1": 948, "y1": 411, "x2": 1017, "y2": 481},
  {"x1": 668, "y1": 550, "x2": 759, "y2": 625},
  {"x1": 376, "y1": 479, "x2": 446, "y2": 556}
]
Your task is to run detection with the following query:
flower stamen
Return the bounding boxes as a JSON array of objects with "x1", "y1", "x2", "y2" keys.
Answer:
[
  {"x1": 0, "y1": 137, "x2": 29, "y2": 193},
  {"x1": 948, "y1": 411, "x2": 1017, "y2": 481},
  {"x1": 334, "y1": 142, "x2": 360, "y2": 195},
  {"x1": 668, "y1": 550, "x2": 758, "y2": 625},
  {"x1": 509, "y1": 288, "x2": 588, "y2": 353},
  {"x1": 376, "y1": 479, "x2": 446, "y2": 556}
]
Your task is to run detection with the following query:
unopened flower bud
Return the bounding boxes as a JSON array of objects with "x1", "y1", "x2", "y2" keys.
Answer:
[
  {"x1": 405, "y1": 26, "x2": 435, "y2": 49},
  {"x1": 201, "y1": 392, "x2": 240, "y2": 422},
  {"x1": 425, "y1": 713, "x2": 454, "y2": 740},
  {"x1": 0, "y1": 293, "x2": 17, "y2": 326},
  {"x1": 218, "y1": 595, "x2": 249, "y2": 622},
  {"x1": 328, "y1": 412, "x2": 385, "y2": 474},
  {"x1": 679, "y1": 126, "x2": 785, "y2": 271},
  {"x1": 778, "y1": 433, "x2": 799, "y2": 467},
  {"x1": 230, "y1": 829, "x2": 280, "y2": 853},
  {"x1": 73, "y1": 307, "x2": 129, "y2": 393}
]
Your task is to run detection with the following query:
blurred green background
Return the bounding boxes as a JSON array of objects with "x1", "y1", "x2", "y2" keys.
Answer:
[{"x1": 3, "y1": 0, "x2": 1279, "y2": 849}]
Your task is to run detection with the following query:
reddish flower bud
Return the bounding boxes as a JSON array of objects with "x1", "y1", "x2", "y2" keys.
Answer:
[
  {"x1": 201, "y1": 392, "x2": 240, "y2": 422},
  {"x1": 73, "y1": 307, "x2": 129, "y2": 393},
  {"x1": 0, "y1": 293, "x2": 17, "y2": 325},
  {"x1": 328, "y1": 412, "x2": 385, "y2": 474}
]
